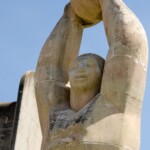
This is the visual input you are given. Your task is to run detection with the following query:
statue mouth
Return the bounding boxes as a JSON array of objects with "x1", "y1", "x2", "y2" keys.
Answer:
[{"x1": 74, "y1": 73, "x2": 87, "y2": 80}]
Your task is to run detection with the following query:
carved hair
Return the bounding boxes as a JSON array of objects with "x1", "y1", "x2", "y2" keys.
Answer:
[{"x1": 77, "y1": 53, "x2": 105, "y2": 73}]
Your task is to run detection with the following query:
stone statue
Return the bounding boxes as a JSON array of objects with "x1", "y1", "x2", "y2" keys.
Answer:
[
  {"x1": 35, "y1": 0, "x2": 148, "y2": 149},
  {"x1": 69, "y1": 54, "x2": 104, "y2": 111},
  {"x1": 38, "y1": 53, "x2": 104, "y2": 150}
]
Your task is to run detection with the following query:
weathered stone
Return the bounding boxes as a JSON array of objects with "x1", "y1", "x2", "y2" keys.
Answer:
[
  {"x1": 70, "y1": 0, "x2": 102, "y2": 26},
  {"x1": 99, "y1": 1, "x2": 148, "y2": 149},
  {"x1": 35, "y1": 0, "x2": 148, "y2": 150},
  {"x1": 14, "y1": 71, "x2": 42, "y2": 150},
  {"x1": 35, "y1": 4, "x2": 83, "y2": 141},
  {"x1": 0, "y1": 102, "x2": 16, "y2": 150},
  {"x1": 0, "y1": 71, "x2": 43, "y2": 150}
]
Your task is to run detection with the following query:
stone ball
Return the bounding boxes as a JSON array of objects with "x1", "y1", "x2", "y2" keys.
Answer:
[{"x1": 70, "y1": 0, "x2": 102, "y2": 26}]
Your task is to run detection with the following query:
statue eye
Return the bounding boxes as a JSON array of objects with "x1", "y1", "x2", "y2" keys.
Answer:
[
  {"x1": 86, "y1": 61, "x2": 96, "y2": 67},
  {"x1": 86, "y1": 64, "x2": 90, "y2": 67},
  {"x1": 85, "y1": 62, "x2": 92, "y2": 67}
]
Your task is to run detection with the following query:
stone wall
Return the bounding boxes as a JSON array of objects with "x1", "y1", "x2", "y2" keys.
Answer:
[
  {"x1": 14, "y1": 71, "x2": 42, "y2": 150},
  {"x1": 0, "y1": 71, "x2": 42, "y2": 150},
  {"x1": 0, "y1": 102, "x2": 16, "y2": 150}
]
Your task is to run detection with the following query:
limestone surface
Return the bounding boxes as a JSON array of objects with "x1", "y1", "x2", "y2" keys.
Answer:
[
  {"x1": 14, "y1": 72, "x2": 42, "y2": 150},
  {"x1": 35, "y1": 0, "x2": 148, "y2": 150},
  {"x1": 70, "y1": 0, "x2": 102, "y2": 26},
  {"x1": 0, "y1": 102, "x2": 16, "y2": 149}
]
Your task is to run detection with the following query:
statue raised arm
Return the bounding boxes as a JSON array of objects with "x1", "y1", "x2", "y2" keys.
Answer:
[
  {"x1": 35, "y1": 4, "x2": 83, "y2": 136},
  {"x1": 98, "y1": 0, "x2": 148, "y2": 149},
  {"x1": 35, "y1": 0, "x2": 148, "y2": 150}
]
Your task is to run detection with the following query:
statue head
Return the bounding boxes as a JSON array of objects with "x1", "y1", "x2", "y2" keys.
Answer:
[{"x1": 69, "y1": 53, "x2": 105, "y2": 93}]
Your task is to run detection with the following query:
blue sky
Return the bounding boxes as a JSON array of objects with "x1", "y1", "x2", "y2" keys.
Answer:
[{"x1": 0, "y1": 1, "x2": 149, "y2": 149}]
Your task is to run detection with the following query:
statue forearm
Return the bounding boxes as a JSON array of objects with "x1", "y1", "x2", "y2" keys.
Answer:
[
  {"x1": 99, "y1": 0, "x2": 148, "y2": 52},
  {"x1": 99, "y1": 0, "x2": 148, "y2": 102}
]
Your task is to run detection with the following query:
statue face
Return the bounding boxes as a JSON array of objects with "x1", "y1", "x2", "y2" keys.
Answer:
[{"x1": 69, "y1": 57, "x2": 101, "y2": 91}]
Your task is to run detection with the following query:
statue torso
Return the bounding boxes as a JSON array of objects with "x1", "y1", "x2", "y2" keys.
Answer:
[{"x1": 46, "y1": 94, "x2": 124, "y2": 150}]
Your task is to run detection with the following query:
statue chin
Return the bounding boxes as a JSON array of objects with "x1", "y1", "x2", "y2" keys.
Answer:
[{"x1": 70, "y1": 0, "x2": 102, "y2": 26}]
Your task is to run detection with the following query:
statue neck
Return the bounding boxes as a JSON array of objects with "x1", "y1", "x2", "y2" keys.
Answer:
[{"x1": 70, "y1": 89, "x2": 98, "y2": 111}]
